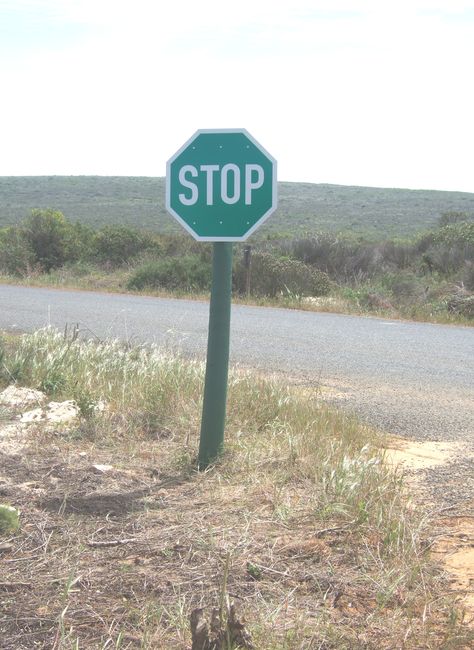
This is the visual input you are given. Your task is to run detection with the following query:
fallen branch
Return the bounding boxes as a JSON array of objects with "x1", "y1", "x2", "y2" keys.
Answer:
[{"x1": 87, "y1": 538, "x2": 136, "y2": 548}]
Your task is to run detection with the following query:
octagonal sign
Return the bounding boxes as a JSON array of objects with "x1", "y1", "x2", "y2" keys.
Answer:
[{"x1": 166, "y1": 129, "x2": 277, "y2": 241}]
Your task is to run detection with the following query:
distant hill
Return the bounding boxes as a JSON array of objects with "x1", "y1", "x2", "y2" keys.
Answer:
[{"x1": 1, "y1": 176, "x2": 473, "y2": 238}]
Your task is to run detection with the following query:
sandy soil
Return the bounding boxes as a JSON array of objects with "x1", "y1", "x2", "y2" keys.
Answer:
[{"x1": 386, "y1": 435, "x2": 474, "y2": 626}]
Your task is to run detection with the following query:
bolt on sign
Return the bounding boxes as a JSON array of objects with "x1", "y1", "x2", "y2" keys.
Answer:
[{"x1": 166, "y1": 129, "x2": 277, "y2": 241}]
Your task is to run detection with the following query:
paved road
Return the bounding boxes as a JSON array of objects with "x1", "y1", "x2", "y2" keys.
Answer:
[{"x1": 0, "y1": 284, "x2": 472, "y2": 443}]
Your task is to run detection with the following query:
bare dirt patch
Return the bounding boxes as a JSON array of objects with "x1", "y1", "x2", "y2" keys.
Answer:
[
  {"x1": 386, "y1": 435, "x2": 474, "y2": 628},
  {"x1": 385, "y1": 437, "x2": 468, "y2": 472},
  {"x1": 429, "y1": 512, "x2": 474, "y2": 627}
]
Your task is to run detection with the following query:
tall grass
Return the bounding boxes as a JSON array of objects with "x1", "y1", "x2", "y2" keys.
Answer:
[
  {"x1": 1, "y1": 328, "x2": 203, "y2": 436},
  {"x1": 2, "y1": 328, "x2": 415, "y2": 553}
]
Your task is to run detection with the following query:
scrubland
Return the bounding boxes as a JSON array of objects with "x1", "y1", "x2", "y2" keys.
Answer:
[{"x1": 0, "y1": 209, "x2": 473, "y2": 324}]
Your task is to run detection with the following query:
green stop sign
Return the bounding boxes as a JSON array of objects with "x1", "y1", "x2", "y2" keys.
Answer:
[{"x1": 166, "y1": 129, "x2": 277, "y2": 241}]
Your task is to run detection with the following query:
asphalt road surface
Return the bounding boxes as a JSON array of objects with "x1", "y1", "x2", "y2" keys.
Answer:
[{"x1": 0, "y1": 285, "x2": 472, "y2": 445}]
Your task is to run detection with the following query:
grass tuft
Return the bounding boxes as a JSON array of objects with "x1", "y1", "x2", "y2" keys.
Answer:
[{"x1": 0, "y1": 504, "x2": 20, "y2": 534}]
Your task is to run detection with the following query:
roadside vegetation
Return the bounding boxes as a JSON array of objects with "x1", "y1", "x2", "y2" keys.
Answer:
[
  {"x1": 0, "y1": 209, "x2": 473, "y2": 323},
  {"x1": 0, "y1": 327, "x2": 471, "y2": 648}
]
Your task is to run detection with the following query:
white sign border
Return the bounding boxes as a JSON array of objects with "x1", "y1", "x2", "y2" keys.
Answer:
[{"x1": 165, "y1": 128, "x2": 278, "y2": 242}]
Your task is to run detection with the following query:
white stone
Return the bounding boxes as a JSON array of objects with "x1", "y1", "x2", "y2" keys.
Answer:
[
  {"x1": 0, "y1": 386, "x2": 46, "y2": 407},
  {"x1": 91, "y1": 464, "x2": 114, "y2": 473},
  {"x1": 19, "y1": 408, "x2": 45, "y2": 423},
  {"x1": 19, "y1": 400, "x2": 80, "y2": 424},
  {"x1": 45, "y1": 400, "x2": 79, "y2": 423}
]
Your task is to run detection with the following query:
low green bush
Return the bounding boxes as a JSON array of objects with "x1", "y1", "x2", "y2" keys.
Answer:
[
  {"x1": 447, "y1": 294, "x2": 474, "y2": 318},
  {"x1": 463, "y1": 262, "x2": 474, "y2": 290},
  {"x1": 432, "y1": 221, "x2": 474, "y2": 246},
  {"x1": 286, "y1": 233, "x2": 415, "y2": 281},
  {"x1": 235, "y1": 251, "x2": 331, "y2": 297},
  {"x1": 21, "y1": 209, "x2": 81, "y2": 271},
  {"x1": 0, "y1": 505, "x2": 20, "y2": 534},
  {"x1": 381, "y1": 272, "x2": 427, "y2": 305},
  {"x1": 0, "y1": 211, "x2": 95, "y2": 274},
  {"x1": 0, "y1": 227, "x2": 35, "y2": 275},
  {"x1": 438, "y1": 211, "x2": 471, "y2": 228},
  {"x1": 92, "y1": 225, "x2": 158, "y2": 266},
  {"x1": 127, "y1": 255, "x2": 212, "y2": 292}
]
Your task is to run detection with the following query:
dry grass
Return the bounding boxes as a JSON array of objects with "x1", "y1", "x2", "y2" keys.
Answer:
[{"x1": 0, "y1": 329, "x2": 472, "y2": 649}]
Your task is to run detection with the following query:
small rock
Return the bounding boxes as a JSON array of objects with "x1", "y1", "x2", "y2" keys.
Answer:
[
  {"x1": 94, "y1": 400, "x2": 107, "y2": 413},
  {"x1": 19, "y1": 408, "x2": 44, "y2": 423},
  {"x1": 91, "y1": 464, "x2": 114, "y2": 474},
  {"x1": 46, "y1": 400, "x2": 79, "y2": 423},
  {"x1": 20, "y1": 400, "x2": 80, "y2": 424},
  {"x1": 0, "y1": 386, "x2": 46, "y2": 407}
]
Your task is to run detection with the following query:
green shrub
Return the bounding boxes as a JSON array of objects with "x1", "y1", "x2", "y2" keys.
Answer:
[
  {"x1": 447, "y1": 294, "x2": 474, "y2": 318},
  {"x1": 127, "y1": 255, "x2": 212, "y2": 292},
  {"x1": 381, "y1": 272, "x2": 427, "y2": 305},
  {"x1": 463, "y1": 262, "x2": 474, "y2": 291},
  {"x1": 287, "y1": 233, "x2": 415, "y2": 281},
  {"x1": 0, "y1": 335, "x2": 5, "y2": 374},
  {"x1": 235, "y1": 251, "x2": 331, "y2": 297},
  {"x1": 438, "y1": 211, "x2": 472, "y2": 228},
  {"x1": 0, "y1": 214, "x2": 94, "y2": 274},
  {"x1": 159, "y1": 234, "x2": 212, "y2": 261},
  {"x1": 21, "y1": 209, "x2": 79, "y2": 271},
  {"x1": 432, "y1": 222, "x2": 474, "y2": 246},
  {"x1": 0, "y1": 505, "x2": 20, "y2": 534},
  {"x1": 0, "y1": 227, "x2": 35, "y2": 275},
  {"x1": 68, "y1": 221, "x2": 96, "y2": 261},
  {"x1": 92, "y1": 225, "x2": 158, "y2": 266}
]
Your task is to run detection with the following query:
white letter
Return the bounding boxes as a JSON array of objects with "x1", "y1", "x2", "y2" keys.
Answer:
[
  {"x1": 221, "y1": 163, "x2": 240, "y2": 204},
  {"x1": 245, "y1": 164, "x2": 264, "y2": 204},
  {"x1": 200, "y1": 164, "x2": 220, "y2": 205},
  {"x1": 178, "y1": 165, "x2": 198, "y2": 205}
]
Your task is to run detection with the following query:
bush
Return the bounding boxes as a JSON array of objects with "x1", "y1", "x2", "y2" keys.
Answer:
[
  {"x1": 447, "y1": 294, "x2": 474, "y2": 318},
  {"x1": 463, "y1": 262, "x2": 474, "y2": 291},
  {"x1": 438, "y1": 211, "x2": 472, "y2": 228},
  {"x1": 0, "y1": 227, "x2": 35, "y2": 275},
  {"x1": 432, "y1": 222, "x2": 474, "y2": 247},
  {"x1": 0, "y1": 214, "x2": 94, "y2": 275},
  {"x1": 159, "y1": 234, "x2": 212, "y2": 261},
  {"x1": 21, "y1": 209, "x2": 79, "y2": 272},
  {"x1": 381, "y1": 272, "x2": 427, "y2": 305},
  {"x1": 92, "y1": 225, "x2": 158, "y2": 266},
  {"x1": 235, "y1": 251, "x2": 331, "y2": 297},
  {"x1": 287, "y1": 233, "x2": 415, "y2": 281},
  {"x1": 0, "y1": 505, "x2": 20, "y2": 534},
  {"x1": 418, "y1": 223, "x2": 474, "y2": 275},
  {"x1": 127, "y1": 255, "x2": 212, "y2": 292}
]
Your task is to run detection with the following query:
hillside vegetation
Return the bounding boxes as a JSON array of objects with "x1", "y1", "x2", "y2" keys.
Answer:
[{"x1": 1, "y1": 176, "x2": 474, "y2": 237}]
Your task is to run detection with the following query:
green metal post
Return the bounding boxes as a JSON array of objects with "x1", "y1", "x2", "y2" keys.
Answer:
[{"x1": 198, "y1": 242, "x2": 233, "y2": 469}]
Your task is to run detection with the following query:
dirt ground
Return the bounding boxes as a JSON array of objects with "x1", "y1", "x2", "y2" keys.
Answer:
[
  {"x1": 1, "y1": 388, "x2": 473, "y2": 649},
  {"x1": 385, "y1": 437, "x2": 474, "y2": 626}
]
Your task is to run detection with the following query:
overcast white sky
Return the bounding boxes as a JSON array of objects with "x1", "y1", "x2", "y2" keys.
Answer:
[{"x1": 1, "y1": 0, "x2": 473, "y2": 191}]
